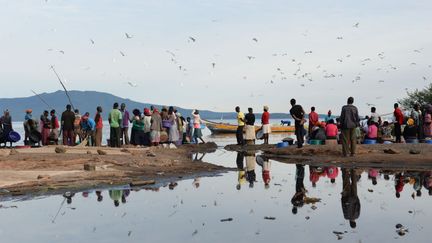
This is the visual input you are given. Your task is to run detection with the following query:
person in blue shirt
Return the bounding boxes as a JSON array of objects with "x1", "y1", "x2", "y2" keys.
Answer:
[{"x1": 80, "y1": 112, "x2": 96, "y2": 146}]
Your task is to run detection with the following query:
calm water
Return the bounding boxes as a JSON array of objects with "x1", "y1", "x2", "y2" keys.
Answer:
[{"x1": 1, "y1": 122, "x2": 431, "y2": 242}]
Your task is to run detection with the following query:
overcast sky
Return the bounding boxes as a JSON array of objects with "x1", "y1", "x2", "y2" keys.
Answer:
[{"x1": 0, "y1": 0, "x2": 431, "y2": 115}]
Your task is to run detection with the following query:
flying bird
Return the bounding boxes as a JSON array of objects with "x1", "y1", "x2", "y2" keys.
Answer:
[
  {"x1": 90, "y1": 39, "x2": 95, "y2": 44},
  {"x1": 378, "y1": 80, "x2": 385, "y2": 83},
  {"x1": 366, "y1": 103, "x2": 376, "y2": 107},
  {"x1": 125, "y1": 33, "x2": 133, "y2": 39},
  {"x1": 252, "y1": 38, "x2": 258, "y2": 42},
  {"x1": 189, "y1": 36, "x2": 196, "y2": 42},
  {"x1": 127, "y1": 82, "x2": 137, "y2": 87},
  {"x1": 58, "y1": 50, "x2": 65, "y2": 54},
  {"x1": 304, "y1": 50, "x2": 313, "y2": 54},
  {"x1": 423, "y1": 76, "x2": 427, "y2": 81},
  {"x1": 336, "y1": 36, "x2": 343, "y2": 40},
  {"x1": 212, "y1": 63, "x2": 216, "y2": 68},
  {"x1": 247, "y1": 56, "x2": 255, "y2": 60},
  {"x1": 120, "y1": 51, "x2": 126, "y2": 57},
  {"x1": 353, "y1": 22, "x2": 359, "y2": 28}
]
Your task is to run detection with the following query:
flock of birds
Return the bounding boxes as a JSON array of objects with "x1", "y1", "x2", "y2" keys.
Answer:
[{"x1": 45, "y1": 19, "x2": 431, "y2": 108}]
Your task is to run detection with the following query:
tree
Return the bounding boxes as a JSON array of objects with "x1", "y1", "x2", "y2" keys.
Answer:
[{"x1": 398, "y1": 83, "x2": 432, "y2": 108}]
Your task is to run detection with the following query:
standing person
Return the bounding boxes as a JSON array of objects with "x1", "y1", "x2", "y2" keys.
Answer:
[
  {"x1": 308, "y1": 106, "x2": 319, "y2": 136},
  {"x1": 192, "y1": 110, "x2": 205, "y2": 144},
  {"x1": 130, "y1": 109, "x2": 145, "y2": 146},
  {"x1": 74, "y1": 109, "x2": 82, "y2": 144},
  {"x1": 235, "y1": 106, "x2": 245, "y2": 145},
  {"x1": 424, "y1": 111, "x2": 432, "y2": 138},
  {"x1": 325, "y1": 110, "x2": 333, "y2": 123},
  {"x1": 411, "y1": 104, "x2": 423, "y2": 139},
  {"x1": 0, "y1": 110, "x2": 13, "y2": 144},
  {"x1": 168, "y1": 107, "x2": 179, "y2": 144},
  {"x1": 61, "y1": 105, "x2": 75, "y2": 146},
  {"x1": 261, "y1": 106, "x2": 271, "y2": 145},
  {"x1": 49, "y1": 110, "x2": 59, "y2": 145},
  {"x1": 143, "y1": 108, "x2": 152, "y2": 146},
  {"x1": 393, "y1": 103, "x2": 404, "y2": 143},
  {"x1": 120, "y1": 103, "x2": 130, "y2": 145},
  {"x1": 23, "y1": 109, "x2": 33, "y2": 144},
  {"x1": 186, "y1": 117, "x2": 194, "y2": 143},
  {"x1": 370, "y1": 107, "x2": 381, "y2": 125},
  {"x1": 108, "y1": 103, "x2": 122, "y2": 148},
  {"x1": 94, "y1": 106, "x2": 103, "y2": 147},
  {"x1": 150, "y1": 108, "x2": 163, "y2": 146},
  {"x1": 40, "y1": 110, "x2": 51, "y2": 146},
  {"x1": 340, "y1": 97, "x2": 360, "y2": 157},
  {"x1": 244, "y1": 107, "x2": 256, "y2": 144},
  {"x1": 290, "y1": 99, "x2": 306, "y2": 148}
]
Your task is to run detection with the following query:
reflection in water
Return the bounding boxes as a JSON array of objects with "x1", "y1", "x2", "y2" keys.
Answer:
[
  {"x1": 341, "y1": 168, "x2": 360, "y2": 229},
  {"x1": 291, "y1": 164, "x2": 306, "y2": 215}
]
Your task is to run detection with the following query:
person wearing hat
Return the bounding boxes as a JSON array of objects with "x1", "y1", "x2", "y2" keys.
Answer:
[
  {"x1": 403, "y1": 118, "x2": 417, "y2": 141},
  {"x1": 143, "y1": 108, "x2": 152, "y2": 146},
  {"x1": 261, "y1": 106, "x2": 271, "y2": 144}
]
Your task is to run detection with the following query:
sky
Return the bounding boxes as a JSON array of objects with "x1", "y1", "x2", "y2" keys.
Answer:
[{"x1": 0, "y1": 0, "x2": 431, "y2": 115}]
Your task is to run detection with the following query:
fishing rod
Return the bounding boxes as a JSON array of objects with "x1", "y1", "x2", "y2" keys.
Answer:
[
  {"x1": 50, "y1": 65, "x2": 75, "y2": 111},
  {"x1": 30, "y1": 89, "x2": 55, "y2": 111}
]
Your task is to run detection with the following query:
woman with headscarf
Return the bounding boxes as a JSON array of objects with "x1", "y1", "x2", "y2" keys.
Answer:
[
  {"x1": 40, "y1": 110, "x2": 51, "y2": 145},
  {"x1": 0, "y1": 110, "x2": 13, "y2": 145},
  {"x1": 49, "y1": 109, "x2": 60, "y2": 145},
  {"x1": 403, "y1": 118, "x2": 417, "y2": 141},
  {"x1": 143, "y1": 108, "x2": 152, "y2": 146},
  {"x1": 192, "y1": 109, "x2": 205, "y2": 144},
  {"x1": 94, "y1": 106, "x2": 103, "y2": 146},
  {"x1": 150, "y1": 108, "x2": 163, "y2": 146},
  {"x1": 131, "y1": 109, "x2": 145, "y2": 146},
  {"x1": 168, "y1": 106, "x2": 179, "y2": 144}
]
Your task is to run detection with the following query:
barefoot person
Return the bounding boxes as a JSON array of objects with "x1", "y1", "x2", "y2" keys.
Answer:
[
  {"x1": 235, "y1": 106, "x2": 245, "y2": 145},
  {"x1": 192, "y1": 109, "x2": 205, "y2": 144},
  {"x1": 290, "y1": 99, "x2": 305, "y2": 148},
  {"x1": 261, "y1": 105, "x2": 271, "y2": 144},
  {"x1": 340, "y1": 97, "x2": 360, "y2": 157}
]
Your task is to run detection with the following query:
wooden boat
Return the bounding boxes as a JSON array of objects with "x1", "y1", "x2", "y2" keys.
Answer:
[{"x1": 203, "y1": 119, "x2": 295, "y2": 134}]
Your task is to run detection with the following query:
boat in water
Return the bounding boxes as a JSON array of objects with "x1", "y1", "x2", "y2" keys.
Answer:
[{"x1": 203, "y1": 119, "x2": 295, "y2": 134}]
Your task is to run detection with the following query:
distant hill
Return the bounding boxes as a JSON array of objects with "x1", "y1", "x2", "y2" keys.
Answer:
[{"x1": 0, "y1": 90, "x2": 295, "y2": 121}]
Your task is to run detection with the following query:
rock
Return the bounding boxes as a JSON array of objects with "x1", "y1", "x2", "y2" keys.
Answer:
[
  {"x1": 147, "y1": 152, "x2": 156, "y2": 157},
  {"x1": 409, "y1": 149, "x2": 420, "y2": 155},
  {"x1": 86, "y1": 151, "x2": 92, "y2": 155},
  {"x1": 37, "y1": 175, "x2": 51, "y2": 180},
  {"x1": 55, "y1": 147, "x2": 66, "y2": 154},
  {"x1": 384, "y1": 149, "x2": 400, "y2": 154},
  {"x1": 305, "y1": 216, "x2": 310, "y2": 220},
  {"x1": 304, "y1": 196, "x2": 321, "y2": 204},
  {"x1": 83, "y1": 163, "x2": 96, "y2": 171},
  {"x1": 9, "y1": 149, "x2": 18, "y2": 155},
  {"x1": 311, "y1": 205, "x2": 317, "y2": 210},
  {"x1": 368, "y1": 189, "x2": 374, "y2": 193},
  {"x1": 169, "y1": 144, "x2": 177, "y2": 149},
  {"x1": 395, "y1": 223, "x2": 403, "y2": 229},
  {"x1": 121, "y1": 148, "x2": 130, "y2": 153},
  {"x1": 97, "y1": 149, "x2": 107, "y2": 155}
]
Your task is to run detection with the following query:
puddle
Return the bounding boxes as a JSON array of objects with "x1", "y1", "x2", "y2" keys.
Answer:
[{"x1": 0, "y1": 134, "x2": 431, "y2": 242}]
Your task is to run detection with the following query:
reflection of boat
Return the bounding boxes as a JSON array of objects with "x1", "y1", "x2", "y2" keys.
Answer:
[{"x1": 203, "y1": 119, "x2": 295, "y2": 134}]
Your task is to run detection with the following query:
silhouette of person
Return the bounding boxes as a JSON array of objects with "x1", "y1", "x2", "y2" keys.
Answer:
[
  {"x1": 95, "y1": 190, "x2": 103, "y2": 202},
  {"x1": 236, "y1": 152, "x2": 246, "y2": 190},
  {"x1": 109, "y1": 189, "x2": 123, "y2": 207},
  {"x1": 291, "y1": 164, "x2": 306, "y2": 214},
  {"x1": 341, "y1": 168, "x2": 360, "y2": 228},
  {"x1": 245, "y1": 151, "x2": 256, "y2": 188}
]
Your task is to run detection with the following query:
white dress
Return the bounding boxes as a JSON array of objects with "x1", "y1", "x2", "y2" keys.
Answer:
[{"x1": 169, "y1": 114, "x2": 179, "y2": 142}]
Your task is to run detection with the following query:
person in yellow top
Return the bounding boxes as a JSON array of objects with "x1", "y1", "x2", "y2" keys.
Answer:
[{"x1": 235, "y1": 106, "x2": 245, "y2": 145}]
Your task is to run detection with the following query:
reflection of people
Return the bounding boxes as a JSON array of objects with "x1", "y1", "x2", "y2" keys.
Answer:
[
  {"x1": 245, "y1": 152, "x2": 256, "y2": 188},
  {"x1": 109, "y1": 189, "x2": 123, "y2": 207},
  {"x1": 368, "y1": 169, "x2": 379, "y2": 185},
  {"x1": 122, "y1": 189, "x2": 130, "y2": 204},
  {"x1": 63, "y1": 191, "x2": 75, "y2": 204},
  {"x1": 325, "y1": 166, "x2": 339, "y2": 184},
  {"x1": 192, "y1": 178, "x2": 200, "y2": 188},
  {"x1": 395, "y1": 173, "x2": 405, "y2": 198},
  {"x1": 244, "y1": 108, "x2": 256, "y2": 144},
  {"x1": 96, "y1": 191, "x2": 103, "y2": 202},
  {"x1": 291, "y1": 164, "x2": 306, "y2": 214},
  {"x1": 256, "y1": 155, "x2": 271, "y2": 189},
  {"x1": 341, "y1": 168, "x2": 360, "y2": 228},
  {"x1": 236, "y1": 152, "x2": 246, "y2": 190},
  {"x1": 192, "y1": 153, "x2": 206, "y2": 161}
]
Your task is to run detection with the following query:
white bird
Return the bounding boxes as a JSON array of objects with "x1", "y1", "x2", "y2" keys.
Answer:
[
  {"x1": 366, "y1": 103, "x2": 375, "y2": 107},
  {"x1": 125, "y1": 32, "x2": 133, "y2": 39},
  {"x1": 247, "y1": 56, "x2": 255, "y2": 60},
  {"x1": 423, "y1": 76, "x2": 427, "y2": 81},
  {"x1": 58, "y1": 50, "x2": 65, "y2": 54},
  {"x1": 90, "y1": 39, "x2": 95, "y2": 44},
  {"x1": 353, "y1": 22, "x2": 359, "y2": 28},
  {"x1": 120, "y1": 51, "x2": 126, "y2": 57},
  {"x1": 337, "y1": 59, "x2": 343, "y2": 62},
  {"x1": 378, "y1": 80, "x2": 385, "y2": 83},
  {"x1": 336, "y1": 36, "x2": 343, "y2": 40},
  {"x1": 304, "y1": 50, "x2": 313, "y2": 54},
  {"x1": 252, "y1": 38, "x2": 258, "y2": 42},
  {"x1": 127, "y1": 82, "x2": 138, "y2": 87},
  {"x1": 189, "y1": 36, "x2": 196, "y2": 42},
  {"x1": 212, "y1": 63, "x2": 216, "y2": 68}
]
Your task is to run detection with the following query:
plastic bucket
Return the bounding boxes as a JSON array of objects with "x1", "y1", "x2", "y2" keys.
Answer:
[
  {"x1": 383, "y1": 141, "x2": 393, "y2": 144},
  {"x1": 309, "y1": 139, "x2": 323, "y2": 145},
  {"x1": 8, "y1": 131, "x2": 21, "y2": 143},
  {"x1": 277, "y1": 142, "x2": 289, "y2": 148},
  {"x1": 256, "y1": 129, "x2": 264, "y2": 140},
  {"x1": 406, "y1": 139, "x2": 419, "y2": 144},
  {"x1": 426, "y1": 140, "x2": 432, "y2": 144},
  {"x1": 363, "y1": 139, "x2": 377, "y2": 144}
]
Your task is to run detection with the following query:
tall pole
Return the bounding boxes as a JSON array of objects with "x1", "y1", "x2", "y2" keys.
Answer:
[{"x1": 50, "y1": 65, "x2": 75, "y2": 110}]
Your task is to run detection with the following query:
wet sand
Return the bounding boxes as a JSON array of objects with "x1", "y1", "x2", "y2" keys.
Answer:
[{"x1": 0, "y1": 142, "x2": 228, "y2": 196}]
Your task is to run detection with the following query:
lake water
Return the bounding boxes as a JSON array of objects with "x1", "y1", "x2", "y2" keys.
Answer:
[{"x1": 1, "y1": 121, "x2": 431, "y2": 242}]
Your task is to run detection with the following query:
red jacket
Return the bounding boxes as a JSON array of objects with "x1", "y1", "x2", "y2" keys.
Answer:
[{"x1": 394, "y1": 108, "x2": 404, "y2": 125}]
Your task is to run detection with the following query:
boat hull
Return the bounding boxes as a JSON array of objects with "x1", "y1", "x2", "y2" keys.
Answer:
[{"x1": 204, "y1": 120, "x2": 295, "y2": 134}]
